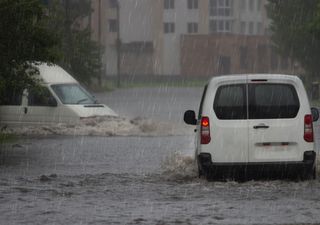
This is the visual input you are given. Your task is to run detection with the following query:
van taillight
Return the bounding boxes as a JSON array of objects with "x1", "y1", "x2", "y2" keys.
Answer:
[
  {"x1": 304, "y1": 114, "x2": 314, "y2": 142},
  {"x1": 201, "y1": 117, "x2": 211, "y2": 144}
]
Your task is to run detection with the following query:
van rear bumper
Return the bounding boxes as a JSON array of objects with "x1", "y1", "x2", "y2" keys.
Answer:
[{"x1": 198, "y1": 151, "x2": 316, "y2": 180}]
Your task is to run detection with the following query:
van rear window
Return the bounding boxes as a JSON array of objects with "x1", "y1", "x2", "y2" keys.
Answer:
[
  {"x1": 249, "y1": 84, "x2": 300, "y2": 119},
  {"x1": 213, "y1": 84, "x2": 247, "y2": 120}
]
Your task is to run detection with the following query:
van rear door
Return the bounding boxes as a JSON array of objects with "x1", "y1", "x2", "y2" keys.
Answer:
[
  {"x1": 247, "y1": 82, "x2": 302, "y2": 162},
  {"x1": 209, "y1": 83, "x2": 249, "y2": 163}
]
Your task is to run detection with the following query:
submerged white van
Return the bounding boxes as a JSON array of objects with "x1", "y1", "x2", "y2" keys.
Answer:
[
  {"x1": 184, "y1": 74, "x2": 319, "y2": 180},
  {"x1": 0, "y1": 64, "x2": 117, "y2": 126}
]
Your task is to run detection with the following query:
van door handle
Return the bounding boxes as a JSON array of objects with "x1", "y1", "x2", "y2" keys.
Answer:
[
  {"x1": 24, "y1": 107, "x2": 28, "y2": 114},
  {"x1": 253, "y1": 124, "x2": 269, "y2": 129}
]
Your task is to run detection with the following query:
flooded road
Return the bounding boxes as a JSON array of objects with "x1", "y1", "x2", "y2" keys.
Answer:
[{"x1": 1, "y1": 87, "x2": 320, "y2": 225}]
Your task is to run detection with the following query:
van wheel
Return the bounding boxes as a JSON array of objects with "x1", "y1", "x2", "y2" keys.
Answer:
[
  {"x1": 300, "y1": 167, "x2": 316, "y2": 181},
  {"x1": 312, "y1": 167, "x2": 316, "y2": 180},
  {"x1": 197, "y1": 164, "x2": 204, "y2": 178}
]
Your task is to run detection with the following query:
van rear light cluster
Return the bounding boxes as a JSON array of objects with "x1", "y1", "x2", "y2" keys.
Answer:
[
  {"x1": 201, "y1": 117, "x2": 211, "y2": 144},
  {"x1": 304, "y1": 114, "x2": 314, "y2": 142}
]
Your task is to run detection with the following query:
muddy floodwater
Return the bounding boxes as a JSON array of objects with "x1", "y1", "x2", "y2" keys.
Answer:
[{"x1": 1, "y1": 87, "x2": 320, "y2": 225}]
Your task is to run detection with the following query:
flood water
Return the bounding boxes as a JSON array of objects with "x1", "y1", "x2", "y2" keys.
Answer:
[{"x1": 1, "y1": 87, "x2": 320, "y2": 225}]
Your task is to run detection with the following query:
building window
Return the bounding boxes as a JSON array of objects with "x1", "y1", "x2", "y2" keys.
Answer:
[
  {"x1": 109, "y1": 0, "x2": 118, "y2": 8},
  {"x1": 188, "y1": 0, "x2": 198, "y2": 9},
  {"x1": 187, "y1": 22, "x2": 198, "y2": 33},
  {"x1": 249, "y1": 21, "x2": 254, "y2": 34},
  {"x1": 257, "y1": 0, "x2": 262, "y2": 11},
  {"x1": 249, "y1": 0, "x2": 254, "y2": 11},
  {"x1": 240, "y1": 0, "x2": 246, "y2": 10},
  {"x1": 109, "y1": 19, "x2": 118, "y2": 32},
  {"x1": 210, "y1": 20, "x2": 217, "y2": 32},
  {"x1": 225, "y1": 20, "x2": 230, "y2": 30},
  {"x1": 256, "y1": 22, "x2": 262, "y2": 35},
  {"x1": 209, "y1": 20, "x2": 232, "y2": 33},
  {"x1": 209, "y1": 0, "x2": 232, "y2": 17},
  {"x1": 240, "y1": 21, "x2": 246, "y2": 34},
  {"x1": 164, "y1": 0, "x2": 174, "y2": 9},
  {"x1": 164, "y1": 22, "x2": 175, "y2": 33}
]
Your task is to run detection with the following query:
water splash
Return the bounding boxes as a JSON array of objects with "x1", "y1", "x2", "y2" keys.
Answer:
[
  {"x1": 160, "y1": 152, "x2": 198, "y2": 181},
  {"x1": 2, "y1": 116, "x2": 192, "y2": 137}
]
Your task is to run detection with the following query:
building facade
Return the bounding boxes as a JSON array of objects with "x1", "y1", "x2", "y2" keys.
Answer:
[{"x1": 90, "y1": 0, "x2": 298, "y2": 77}]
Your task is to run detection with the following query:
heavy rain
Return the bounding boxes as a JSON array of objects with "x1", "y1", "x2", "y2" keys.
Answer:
[{"x1": 1, "y1": 0, "x2": 320, "y2": 225}]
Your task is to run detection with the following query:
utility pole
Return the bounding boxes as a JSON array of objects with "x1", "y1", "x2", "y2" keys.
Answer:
[
  {"x1": 98, "y1": 0, "x2": 102, "y2": 85},
  {"x1": 116, "y1": 0, "x2": 121, "y2": 88},
  {"x1": 64, "y1": 0, "x2": 72, "y2": 69}
]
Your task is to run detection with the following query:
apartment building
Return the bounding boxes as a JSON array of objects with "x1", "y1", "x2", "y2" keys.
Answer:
[
  {"x1": 203, "y1": 0, "x2": 269, "y2": 35},
  {"x1": 156, "y1": 0, "x2": 269, "y2": 75},
  {"x1": 90, "y1": 0, "x2": 296, "y2": 77},
  {"x1": 91, "y1": 0, "x2": 158, "y2": 76}
]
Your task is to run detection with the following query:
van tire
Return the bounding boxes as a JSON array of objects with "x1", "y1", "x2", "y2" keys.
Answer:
[
  {"x1": 197, "y1": 165, "x2": 203, "y2": 178},
  {"x1": 300, "y1": 167, "x2": 316, "y2": 181},
  {"x1": 312, "y1": 167, "x2": 316, "y2": 180}
]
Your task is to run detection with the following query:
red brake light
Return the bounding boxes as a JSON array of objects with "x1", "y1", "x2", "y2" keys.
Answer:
[
  {"x1": 201, "y1": 117, "x2": 211, "y2": 144},
  {"x1": 201, "y1": 118, "x2": 209, "y2": 127},
  {"x1": 304, "y1": 114, "x2": 314, "y2": 142}
]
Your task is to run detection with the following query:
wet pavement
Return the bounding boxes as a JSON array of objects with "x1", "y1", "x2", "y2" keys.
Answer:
[{"x1": 1, "y1": 87, "x2": 320, "y2": 225}]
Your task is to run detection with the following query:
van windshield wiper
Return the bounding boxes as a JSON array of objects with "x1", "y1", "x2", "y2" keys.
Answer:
[{"x1": 77, "y1": 98, "x2": 88, "y2": 104}]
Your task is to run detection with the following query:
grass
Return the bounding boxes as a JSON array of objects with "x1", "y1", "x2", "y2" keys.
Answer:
[
  {"x1": 119, "y1": 80, "x2": 207, "y2": 88},
  {"x1": 88, "y1": 82, "x2": 116, "y2": 93},
  {"x1": 91, "y1": 80, "x2": 207, "y2": 92},
  {"x1": 0, "y1": 133, "x2": 17, "y2": 144},
  {"x1": 311, "y1": 99, "x2": 320, "y2": 107},
  {"x1": 88, "y1": 75, "x2": 209, "y2": 92}
]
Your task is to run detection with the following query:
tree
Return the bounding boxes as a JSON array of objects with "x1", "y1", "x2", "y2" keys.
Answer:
[
  {"x1": 47, "y1": 0, "x2": 103, "y2": 86},
  {"x1": 267, "y1": 0, "x2": 320, "y2": 79},
  {"x1": 0, "y1": 0, "x2": 59, "y2": 104}
]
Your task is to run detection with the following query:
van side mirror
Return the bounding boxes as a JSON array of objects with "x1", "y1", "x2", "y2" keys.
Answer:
[
  {"x1": 184, "y1": 110, "x2": 197, "y2": 125},
  {"x1": 48, "y1": 96, "x2": 57, "y2": 107},
  {"x1": 311, "y1": 107, "x2": 319, "y2": 122}
]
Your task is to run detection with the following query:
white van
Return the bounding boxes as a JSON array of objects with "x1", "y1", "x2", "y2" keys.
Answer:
[
  {"x1": 184, "y1": 74, "x2": 319, "y2": 180},
  {"x1": 0, "y1": 64, "x2": 117, "y2": 126}
]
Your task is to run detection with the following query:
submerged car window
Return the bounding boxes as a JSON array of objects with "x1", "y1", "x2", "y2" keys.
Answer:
[
  {"x1": 51, "y1": 84, "x2": 95, "y2": 105},
  {"x1": 249, "y1": 84, "x2": 300, "y2": 119},
  {"x1": 213, "y1": 84, "x2": 247, "y2": 120},
  {"x1": 28, "y1": 87, "x2": 55, "y2": 106}
]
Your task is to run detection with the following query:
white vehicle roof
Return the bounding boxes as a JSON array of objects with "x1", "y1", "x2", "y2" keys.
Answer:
[
  {"x1": 208, "y1": 74, "x2": 301, "y2": 84},
  {"x1": 34, "y1": 63, "x2": 78, "y2": 84}
]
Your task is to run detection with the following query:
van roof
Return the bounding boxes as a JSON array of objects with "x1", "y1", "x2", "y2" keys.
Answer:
[
  {"x1": 208, "y1": 74, "x2": 301, "y2": 84},
  {"x1": 34, "y1": 63, "x2": 78, "y2": 84}
]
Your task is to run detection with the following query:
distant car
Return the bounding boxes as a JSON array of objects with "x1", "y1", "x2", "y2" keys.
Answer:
[
  {"x1": 184, "y1": 74, "x2": 319, "y2": 180},
  {"x1": 0, "y1": 63, "x2": 117, "y2": 126}
]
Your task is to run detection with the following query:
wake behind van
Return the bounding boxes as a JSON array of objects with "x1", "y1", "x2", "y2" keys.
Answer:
[
  {"x1": 0, "y1": 64, "x2": 117, "y2": 126},
  {"x1": 184, "y1": 74, "x2": 319, "y2": 180}
]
